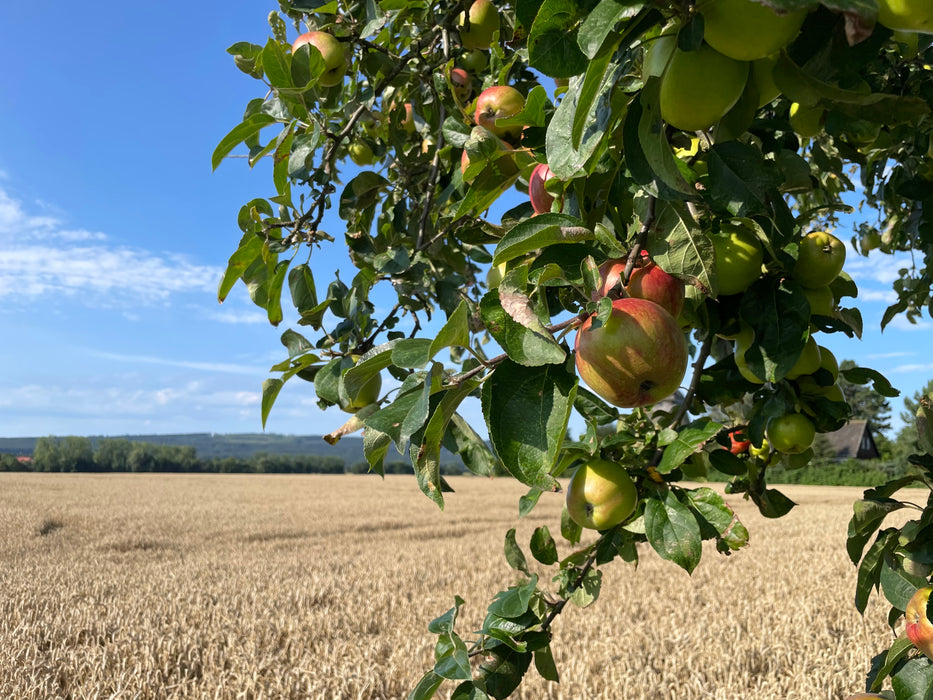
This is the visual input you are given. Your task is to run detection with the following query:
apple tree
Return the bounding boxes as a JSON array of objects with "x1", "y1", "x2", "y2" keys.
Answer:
[{"x1": 214, "y1": 0, "x2": 933, "y2": 696}]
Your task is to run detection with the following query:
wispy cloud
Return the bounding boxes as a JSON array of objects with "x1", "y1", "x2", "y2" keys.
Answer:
[
  {"x1": 0, "y1": 185, "x2": 222, "y2": 306},
  {"x1": 88, "y1": 350, "x2": 268, "y2": 376}
]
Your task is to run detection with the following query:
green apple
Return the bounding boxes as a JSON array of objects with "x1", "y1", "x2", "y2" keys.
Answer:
[
  {"x1": 795, "y1": 231, "x2": 846, "y2": 289},
  {"x1": 877, "y1": 0, "x2": 933, "y2": 33},
  {"x1": 733, "y1": 325, "x2": 765, "y2": 384},
  {"x1": 474, "y1": 86, "x2": 525, "y2": 141},
  {"x1": 785, "y1": 336, "x2": 822, "y2": 379},
  {"x1": 711, "y1": 224, "x2": 764, "y2": 296},
  {"x1": 292, "y1": 31, "x2": 347, "y2": 88},
  {"x1": 751, "y1": 55, "x2": 782, "y2": 107},
  {"x1": 789, "y1": 102, "x2": 825, "y2": 138},
  {"x1": 660, "y1": 44, "x2": 749, "y2": 131},
  {"x1": 341, "y1": 372, "x2": 382, "y2": 413},
  {"x1": 566, "y1": 458, "x2": 638, "y2": 530},
  {"x1": 574, "y1": 297, "x2": 688, "y2": 408},
  {"x1": 906, "y1": 586, "x2": 933, "y2": 660},
  {"x1": 766, "y1": 413, "x2": 816, "y2": 454},
  {"x1": 696, "y1": 0, "x2": 808, "y2": 61},
  {"x1": 458, "y1": 0, "x2": 500, "y2": 50},
  {"x1": 461, "y1": 49, "x2": 488, "y2": 73},
  {"x1": 804, "y1": 284, "x2": 835, "y2": 317},
  {"x1": 348, "y1": 142, "x2": 376, "y2": 166}
]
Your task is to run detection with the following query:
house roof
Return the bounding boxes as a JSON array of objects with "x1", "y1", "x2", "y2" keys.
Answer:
[{"x1": 824, "y1": 419, "x2": 878, "y2": 459}]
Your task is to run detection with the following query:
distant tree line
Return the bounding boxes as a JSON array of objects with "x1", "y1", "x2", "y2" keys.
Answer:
[{"x1": 0, "y1": 436, "x2": 465, "y2": 475}]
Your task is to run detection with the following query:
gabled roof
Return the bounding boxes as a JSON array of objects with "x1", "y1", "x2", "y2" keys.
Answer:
[{"x1": 824, "y1": 419, "x2": 879, "y2": 460}]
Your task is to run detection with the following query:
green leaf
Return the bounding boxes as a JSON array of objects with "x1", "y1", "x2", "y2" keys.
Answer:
[
  {"x1": 430, "y1": 300, "x2": 471, "y2": 358},
  {"x1": 435, "y1": 632, "x2": 472, "y2": 681},
  {"x1": 709, "y1": 449, "x2": 747, "y2": 477},
  {"x1": 475, "y1": 645, "x2": 533, "y2": 700},
  {"x1": 447, "y1": 414, "x2": 500, "y2": 477},
  {"x1": 504, "y1": 528, "x2": 531, "y2": 574},
  {"x1": 881, "y1": 559, "x2": 927, "y2": 612},
  {"x1": 260, "y1": 37, "x2": 293, "y2": 90},
  {"x1": 428, "y1": 595, "x2": 465, "y2": 634},
  {"x1": 740, "y1": 278, "x2": 810, "y2": 382},
  {"x1": 644, "y1": 488, "x2": 703, "y2": 573},
  {"x1": 407, "y1": 670, "x2": 444, "y2": 700},
  {"x1": 847, "y1": 497, "x2": 906, "y2": 565},
  {"x1": 891, "y1": 657, "x2": 933, "y2": 700},
  {"x1": 212, "y1": 114, "x2": 277, "y2": 171},
  {"x1": 533, "y1": 643, "x2": 560, "y2": 682},
  {"x1": 363, "y1": 426, "x2": 391, "y2": 476},
  {"x1": 683, "y1": 487, "x2": 749, "y2": 551},
  {"x1": 493, "y1": 214, "x2": 592, "y2": 265},
  {"x1": 417, "y1": 381, "x2": 480, "y2": 508},
  {"x1": 260, "y1": 378, "x2": 284, "y2": 429},
  {"x1": 750, "y1": 488, "x2": 797, "y2": 519},
  {"x1": 479, "y1": 292, "x2": 567, "y2": 367},
  {"x1": 218, "y1": 233, "x2": 264, "y2": 302},
  {"x1": 567, "y1": 567, "x2": 602, "y2": 608},
  {"x1": 451, "y1": 682, "x2": 490, "y2": 700},
  {"x1": 530, "y1": 526, "x2": 559, "y2": 565},
  {"x1": 870, "y1": 637, "x2": 915, "y2": 692},
  {"x1": 657, "y1": 420, "x2": 722, "y2": 474},
  {"x1": 519, "y1": 488, "x2": 544, "y2": 517},
  {"x1": 488, "y1": 575, "x2": 539, "y2": 619},
  {"x1": 648, "y1": 200, "x2": 714, "y2": 296},
  {"x1": 577, "y1": 0, "x2": 643, "y2": 58},
  {"x1": 707, "y1": 141, "x2": 783, "y2": 217},
  {"x1": 841, "y1": 365, "x2": 900, "y2": 398},
  {"x1": 482, "y1": 360, "x2": 576, "y2": 491},
  {"x1": 856, "y1": 530, "x2": 899, "y2": 615},
  {"x1": 561, "y1": 505, "x2": 583, "y2": 544},
  {"x1": 527, "y1": 0, "x2": 590, "y2": 78}
]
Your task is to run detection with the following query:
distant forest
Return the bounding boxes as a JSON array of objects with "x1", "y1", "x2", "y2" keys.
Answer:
[{"x1": 0, "y1": 434, "x2": 465, "y2": 475}]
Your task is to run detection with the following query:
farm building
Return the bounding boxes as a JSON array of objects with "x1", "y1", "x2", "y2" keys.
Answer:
[{"x1": 824, "y1": 420, "x2": 879, "y2": 460}]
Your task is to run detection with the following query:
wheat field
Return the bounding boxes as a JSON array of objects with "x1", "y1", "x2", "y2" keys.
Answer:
[{"x1": 0, "y1": 472, "x2": 906, "y2": 699}]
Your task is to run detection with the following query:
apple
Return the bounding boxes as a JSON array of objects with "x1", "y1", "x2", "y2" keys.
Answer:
[
  {"x1": 626, "y1": 262, "x2": 686, "y2": 318},
  {"x1": 749, "y1": 438, "x2": 780, "y2": 465},
  {"x1": 804, "y1": 284, "x2": 835, "y2": 317},
  {"x1": 728, "y1": 427, "x2": 750, "y2": 455},
  {"x1": 450, "y1": 67, "x2": 473, "y2": 103},
  {"x1": 341, "y1": 372, "x2": 382, "y2": 413},
  {"x1": 817, "y1": 345, "x2": 839, "y2": 381},
  {"x1": 574, "y1": 297, "x2": 688, "y2": 408},
  {"x1": 789, "y1": 102, "x2": 825, "y2": 138},
  {"x1": 893, "y1": 29, "x2": 920, "y2": 58},
  {"x1": 292, "y1": 31, "x2": 347, "y2": 88},
  {"x1": 565, "y1": 458, "x2": 638, "y2": 530},
  {"x1": 475, "y1": 86, "x2": 525, "y2": 140},
  {"x1": 348, "y1": 142, "x2": 376, "y2": 166},
  {"x1": 733, "y1": 325, "x2": 765, "y2": 384},
  {"x1": 711, "y1": 224, "x2": 764, "y2": 296},
  {"x1": 877, "y1": 0, "x2": 933, "y2": 33},
  {"x1": 766, "y1": 413, "x2": 816, "y2": 454},
  {"x1": 660, "y1": 44, "x2": 749, "y2": 131},
  {"x1": 696, "y1": 0, "x2": 808, "y2": 61},
  {"x1": 461, "y1": 49, "x2": 488, "y2": 73},
  {"x1": 751, "y1": 55, "x2": 781, "y2": 107},
  {"x1": 360, "y1": 111, "x2": 383, "y2": 138},
  {"x1": 458, "y1": 0, "x2": 500, "y2": 50},
  {"x1": 795, "y1": 231, "x2": 846, "y2": 289},
  {"x1": 785, "y1": 336, "x2": 822, "y2": 379},
  {"x1": 906, "y1": 586, "x2": 933, "y2": 660},
  {"x1": 528, "y1": 163, "x2": 558, "y2": 214}
]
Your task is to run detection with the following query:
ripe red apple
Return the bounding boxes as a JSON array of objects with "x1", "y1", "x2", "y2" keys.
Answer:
[
  {"x1": 626, "y1": 262, "x2": 685, "y2": 318},
  {"x1": 292, "y1": 31, "x2": 347, "y2": 88},
  {"x1": 574, "y1": 297, "x2": 688, "y2": 408},
  {"x1": 794, "y1": 231, "x2": 846, "y2": 289},
  {"x1": 906, "y1": 586, "x2": 933, "y2": 660},
  {"x1": 450, "y1": 67, "x2": 473, "y2": 103},
  {"x1": 458, "y1": 0, "x2": 500, "y2": 50},
  {"x1": 528, "y1": 163, "x2": 557, "y2": 214},
  {"x1": 728, "y1": 427, "x2": 750, "y2": 455},
  {"x1": 565, "y1": 458, "x2": 638, "y2": 530},
  {"x1": 474, "y1": 86, "x2": 525, "y2": 141}
]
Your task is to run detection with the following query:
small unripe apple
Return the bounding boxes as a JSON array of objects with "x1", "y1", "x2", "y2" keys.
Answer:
[
  {"x1": 292, "y1": 31, "x2": 347, "y2": 88},
  {"x1": 906, "y1": 586, "x2": 933, "y2": 660},
  {"x1": 474, "y1": 86, "x2": 525, "y2": 141},
  {"x1": 458, "y1": 0, "x2": 500, "y2": 50},
  {"x1": 785, "y1": 336, "x2": 822, "y2": 379},
  {"x1": 695, "y1": 0, "x2": 808, "y2": 61},
  {"x1": 711, "y1": 224, "x2": 764, "y2": 296},
  {"x1": 566, "y1": 458, "x2": 638, "y2": 530},
  {"x1": 789, "y1": 102, "x2": 825, "y2": 138},
  {"x1": 877, "y1": 0, "x2": 933, "y2": 33},
  {"x1": 348, "y1": 142, "x2": 376, "y2": 166},
  {"x1": 659, "y1": 44, "x2": 749, "y2": 132},
  {"x1": 804, "y1": 284, "x2": 835, "y2": 317},
  {"x1": 461, "y1": 49, "x2": 488, "y2": 73},
  {"x1": 528, "y1": 163, "x2": 557, "y2": 214},
  {"x1": 766, "y1": 413, "x2": 816, "y2": 454},
  {"x1": 733, "y1": 325, "x2": 765, "y2": 384},
  {"x1": 574, "y1": 297, "x2": 688, "y2": 408}
]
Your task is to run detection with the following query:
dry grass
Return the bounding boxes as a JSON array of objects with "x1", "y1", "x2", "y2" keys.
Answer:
[{"x1": 0, "y1": 473, "x2": 902, "y2": 699}]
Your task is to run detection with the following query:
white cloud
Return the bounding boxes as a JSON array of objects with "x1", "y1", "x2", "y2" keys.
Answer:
[
  {"x1": 892, "y1": 362, "x2": 933, "y2": 374},
  {"x1": 88, "y1": 350, "x2": 268, "y2": 376},
  {"x1": 0, "y1": 184, "x2": 222, "y2": 306},
  {"x1": 884, "y1": 314, "x2": 933, "y2": 332}
]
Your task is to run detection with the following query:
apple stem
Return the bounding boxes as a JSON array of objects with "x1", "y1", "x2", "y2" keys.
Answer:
[{"x1": 623, "y1": 195, "x2": 656, "y2": 285}]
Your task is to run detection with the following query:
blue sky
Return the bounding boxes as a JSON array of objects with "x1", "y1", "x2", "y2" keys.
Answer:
[{"x1": 0, "y1": 2, "x2": 930, "y2": 441}]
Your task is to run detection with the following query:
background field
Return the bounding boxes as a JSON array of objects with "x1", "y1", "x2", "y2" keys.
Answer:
[{"x1": 0, "y1": 473, "x2": 907, "y2": 699}]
